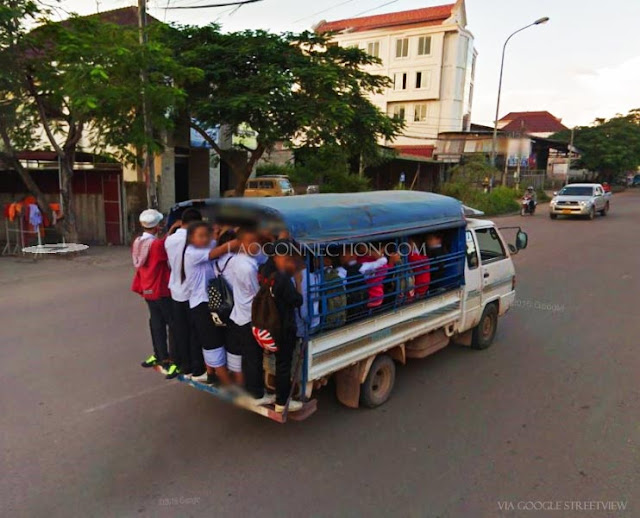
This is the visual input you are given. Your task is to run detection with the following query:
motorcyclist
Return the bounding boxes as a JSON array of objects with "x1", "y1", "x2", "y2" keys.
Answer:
[{"x1": 524, "y1": 186, "x2": 537, "y2": 212}]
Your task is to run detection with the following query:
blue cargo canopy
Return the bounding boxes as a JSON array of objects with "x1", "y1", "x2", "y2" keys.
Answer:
[{"x1": 169, "y1": 191, "x2": 465, "y2": 244}]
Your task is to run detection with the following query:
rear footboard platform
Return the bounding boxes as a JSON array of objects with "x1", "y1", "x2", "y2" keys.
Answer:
[{"x1": 151, "y1": 366, "x2": 316, "y2": 423}]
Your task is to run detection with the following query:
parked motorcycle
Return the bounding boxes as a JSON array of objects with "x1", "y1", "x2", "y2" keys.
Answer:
[{"x1": 520, "y1": 195, "x2": 536, "y2": 216}]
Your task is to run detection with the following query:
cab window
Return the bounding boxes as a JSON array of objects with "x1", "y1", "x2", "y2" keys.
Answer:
[
  {"x1": 247, "y1": 180, "x2": 260, "y2": 189},
  {"x1": 259, "y1": 180, "x2": 274, "y2": 189},
  {"x1": 279, "y1": 179, "x2": 292, "y2": 190},
  {"x1": 465, "y1": 230, "x2": 479, "y2": 269},
  {"x1": 475, "y1": 228, "x2": 506, "y2": 264}
]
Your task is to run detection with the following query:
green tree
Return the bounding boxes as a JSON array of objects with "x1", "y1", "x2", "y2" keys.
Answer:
[
  {"x1": 0, "y1": 0, "x2": 51, "y2": 219},
  {"x1": 553, "y1": 110, "x2": 640, "y2": 182},
  {"x1": 172, "y1": 26, "x2": 402, "y2": 196},
  {"x1": 449, "y1": 154, "x2": 501, "y2": 186},
  {"x1": 1, "y1": 7, "x2": 192, "y2": 240}
]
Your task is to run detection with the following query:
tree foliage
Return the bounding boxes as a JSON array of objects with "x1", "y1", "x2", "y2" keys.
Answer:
[
  {"x1": 449, "y1": 154, "x2": 501, "y2": 186},
  {"x1": 552, "y1": 110, "x2": 640, "y2": 182},
  {"x1": 1, "y1": 5, "x2": 192, "y2": 239},
  {"x1": 170, "y1": 26, "x2": 402, "y2": 195}
]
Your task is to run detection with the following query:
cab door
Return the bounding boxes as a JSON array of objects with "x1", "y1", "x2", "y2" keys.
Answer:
[
  {"x1": 593, "y1": 185, "x2": 605, "y2": 210},
  {"x1": 474, "y1": 227, "x2": 515, "y2": 308}
]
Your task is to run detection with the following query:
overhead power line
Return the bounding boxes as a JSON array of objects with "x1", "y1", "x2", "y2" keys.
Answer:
[
  {"x1": 353, "y1": 0, "x2": 400, "y2": 18},
  {"x1": 291, "y1": 0, "x2": 357, "y2": 24},
  {"x1": 164, "y1": 0, "x2": 263, "y2": 9}
]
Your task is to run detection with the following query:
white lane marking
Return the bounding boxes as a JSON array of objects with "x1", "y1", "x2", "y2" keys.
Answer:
[{"x1": 83, "y1": 382, "x2": 177, "y2": 414}]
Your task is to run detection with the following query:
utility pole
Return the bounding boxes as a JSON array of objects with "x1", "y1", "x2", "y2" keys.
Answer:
[
  {"x1": 566, "y1": 127, "x2": 575, "y2": 186},
  {"x1": 138, "y1": 0, "x2": 158, "y2": 208}
]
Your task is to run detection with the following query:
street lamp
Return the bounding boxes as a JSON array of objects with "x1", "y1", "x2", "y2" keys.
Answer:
[{"x1": 490, "y1": 17, "x2": 550, "y2": 169}]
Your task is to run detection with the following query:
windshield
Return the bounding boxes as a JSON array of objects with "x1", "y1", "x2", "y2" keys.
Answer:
[
  {"x1": 279, "y1": 180, "x2": 292, "y2": 190},
  {"x1": 558, "y1": 186, "x2": 593, "y2": 196}
]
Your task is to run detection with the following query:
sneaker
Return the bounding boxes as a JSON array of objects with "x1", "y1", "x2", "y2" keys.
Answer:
[
  {"x1": 251, "y1": 393, "x2": 276, "y2": 406},
  {"x1": 165, "y1": 364, "x2": 180, "y2": 380},
  {"x1": 190, "y1": 372, "x2": 208, "y2": 382},
  {"x1": 140, "y1": 354, "x2": 158, "y2": 368},
  {"x1": 275, "y1": 400, "x2": 303, "y2": 413}
]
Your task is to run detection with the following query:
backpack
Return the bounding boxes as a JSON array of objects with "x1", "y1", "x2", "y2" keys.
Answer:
[
  {"x1": 207, "y1": 257, "x2": 234, "y2": 327},
  {"x1": 323, "y1": 268, "x2": 346, "y2": 329},
  {"x1": 251, "y1": 273, "x2": 281, "y2": 352},
  {"x1": 344, "y1": 263, "x2": 368, "y2": 318}
]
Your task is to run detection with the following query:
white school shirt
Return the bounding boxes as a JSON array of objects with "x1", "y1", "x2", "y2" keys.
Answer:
[
  {"x1": 164, "y1": 228, "x2": 190, "y2": 302},
  {"x1": 183, "y1": 242, "x2": 217, "y2": 309},
  {"x1": 225, "y1": 253, "x2": 259, "y2": 326},
  {"x1": 337, "y1": 257, "x2": 388, "y2": 280}
]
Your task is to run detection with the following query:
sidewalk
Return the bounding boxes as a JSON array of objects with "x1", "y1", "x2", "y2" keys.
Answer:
[{"x1": 0, "y1": 245, "x2": 132, "y2": 286}]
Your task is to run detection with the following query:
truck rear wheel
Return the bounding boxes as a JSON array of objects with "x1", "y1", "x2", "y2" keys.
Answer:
[
  {"x1": 360, "y1": 354, "x2": 395, "y2": 408},
  {"x1": 471, "y1": 303, "x2": 498, "y2": 350}
]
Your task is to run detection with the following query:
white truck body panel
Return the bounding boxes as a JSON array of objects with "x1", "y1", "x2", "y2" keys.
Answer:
[{"x1": 306, "y1": 220, "x2": 517, "y2": 382}]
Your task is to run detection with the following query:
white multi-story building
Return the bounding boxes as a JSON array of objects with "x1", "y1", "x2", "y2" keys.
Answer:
[{"x1": 315, "y1": 0, "x2": 476, "y2": 156}]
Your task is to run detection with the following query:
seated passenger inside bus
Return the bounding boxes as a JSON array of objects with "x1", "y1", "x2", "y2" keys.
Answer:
[
  {"x1": 408, "y1": 234, "x2": 430, "y2": 298},
  {"x1": 383, "y1": 242, "x2": 415, "y2": 307}
]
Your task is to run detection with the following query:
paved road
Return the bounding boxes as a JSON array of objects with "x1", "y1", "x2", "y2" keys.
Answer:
[{"x1": 2, "y1": 191, "x2": 639, "y2": 518}]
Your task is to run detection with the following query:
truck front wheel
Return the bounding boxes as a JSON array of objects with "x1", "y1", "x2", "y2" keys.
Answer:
[
  {"x1": 360, "y1": 354, "x2": 396, "y2": 408},
  {"x1": 471, "y1": 303, "x2": 498, "y2": 350}
]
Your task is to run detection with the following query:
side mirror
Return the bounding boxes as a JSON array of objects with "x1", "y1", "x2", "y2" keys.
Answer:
[
  {"x1": 516, "y1": 230, "x2": 528, "y2": 250},
  {"x1": 508, "y1": 244, "x2": 517, "y2": 254}
]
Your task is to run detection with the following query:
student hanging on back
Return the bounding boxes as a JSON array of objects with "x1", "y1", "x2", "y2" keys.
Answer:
[
  {"x1": 214, "y1": 227, "x2": 244, "y2": 385},
  {"x1": 164, "y1": 208, "x2": 206, "y2": 380},
  {"x1": 223, "y1": 227, "x2": 275, "y2": 405},
  {"x1": 255, "y1": 239, "x2": 305, "y2": 413},
  {"x1": 181, "y1": 221, "x2": 236, "y2": 386},
  {"x1": 132, "y1": 209, "x2": 180, "y2": 375}
]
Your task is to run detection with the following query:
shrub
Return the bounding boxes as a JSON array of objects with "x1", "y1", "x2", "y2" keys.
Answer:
[{"x1": 440, "y1": 182, "x2": 520, "y2": 215}]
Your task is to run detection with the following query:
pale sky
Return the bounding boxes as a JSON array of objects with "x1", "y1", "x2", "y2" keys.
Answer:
[{"x1": 55, "y1": 0, "x2": 640, "y2": 128}]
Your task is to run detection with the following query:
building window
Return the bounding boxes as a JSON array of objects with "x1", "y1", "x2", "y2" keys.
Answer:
[
  {"x1": 414, "y1": 103, "x2": 429, "y2": 122},
  {"x1": 395, "y1": 38, "x2": 409, "y2": 58},
  {"x1": 366, "y1": 41, "x2": 380, "y2": 58},
  {"x1": 390, "y1": 104, "x2": 406, "y2": 120},
  {"x1": 417, "y1": 36, "x2": 432, "y2": 56},
  {"x1": 415, "y1": 71, "x2": 431, "y2": 89},
  {"x1": 394, "y1": 72, "x2": 408, "y2": 91}
]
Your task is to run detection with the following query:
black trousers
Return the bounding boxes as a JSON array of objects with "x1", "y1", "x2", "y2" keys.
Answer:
[
  {"x1": 190, "y1": 303, "x2": 224, "y2": 351},
  {"x1": 146, "y1": 297, "x2": 172, "y2": 363},
  {"x1": 231, "y1": 322, "x2": 264, "y2": 399},
  {"x1": 171, "y1": 300, "x2": 205, "y2": 375},
  {"x1": 275, "y1": 332, "x2": 297, "y2": 406}
]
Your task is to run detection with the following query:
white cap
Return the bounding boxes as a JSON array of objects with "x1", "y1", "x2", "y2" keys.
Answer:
[{"x1": 139, "y1": 209, "x2": 164, "y2": 229}]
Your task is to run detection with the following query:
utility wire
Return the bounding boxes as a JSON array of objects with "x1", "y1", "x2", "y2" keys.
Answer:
[
  {"x1": 291, "y1": 0, "x2": 357, "y2": 24},
  {"x1": 353, "y1": 0, "x2": 400, "y2": 18},
  {"x1": 164, "y1": 0, "x2": 263, "y2": 9}
]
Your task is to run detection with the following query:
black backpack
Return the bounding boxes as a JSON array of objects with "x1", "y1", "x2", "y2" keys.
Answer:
[
  {"x1": 207, "y1": 257, "x2": 234, "y2": 327},
  {"x1": 344, "y1": 263, "x2": 368, "y2": 319},
  {"x1": 251, "y1": 272, "x2": 282, "y2": 352}
]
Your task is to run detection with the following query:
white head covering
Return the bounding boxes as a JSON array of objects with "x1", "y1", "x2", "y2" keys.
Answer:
[{"x1": 139, "y1": 209, "x2": 163, "y2": 229}]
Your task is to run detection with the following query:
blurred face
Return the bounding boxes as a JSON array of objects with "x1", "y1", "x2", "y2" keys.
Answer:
[
  {"x1": 388, "y1": 252, "x2": 401, "y2": 265},
  {"x1": 190, "y1": 225, "x2": 212, "y2": 248},
  {"x1": 238, "y1": 230, "x2": 259, "y2": 256},
  {"x1": 426, "y1": 235, "x2": 442, "y2": 248},
  {"x1": 340, "y1": 253, "x2": 355, "y2": 265}
]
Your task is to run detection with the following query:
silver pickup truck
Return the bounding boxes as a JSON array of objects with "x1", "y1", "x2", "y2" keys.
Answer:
[{"x1": 549, "y1": 183, "x2": 611, "y2": 220}]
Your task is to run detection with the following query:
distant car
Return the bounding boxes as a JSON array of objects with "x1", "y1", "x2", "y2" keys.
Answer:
[
  {"x1": 549, "y1": 183, "x2": 610, "y2": 220},
  {"x1": 224, "y1": 175, "x2": 295, "y2": 198},
  {"x1": 630, "y1": 174, "x2": 640, "y2": 187}
]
